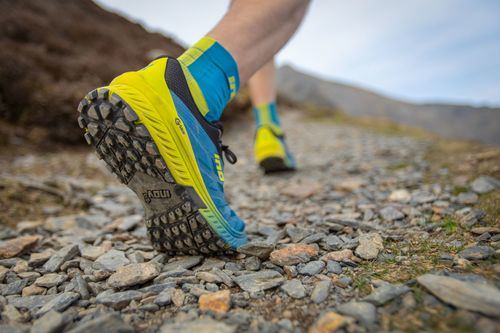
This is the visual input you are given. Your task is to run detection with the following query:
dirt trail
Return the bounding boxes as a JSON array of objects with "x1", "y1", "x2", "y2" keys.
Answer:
[{"x1": 0, "y1": 110, "x2": 498, "y2": 332}]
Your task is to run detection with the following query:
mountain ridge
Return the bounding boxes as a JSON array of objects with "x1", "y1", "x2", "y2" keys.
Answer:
[{"x1": 276, "y1": 65, "x2": 500, "y2": 145}]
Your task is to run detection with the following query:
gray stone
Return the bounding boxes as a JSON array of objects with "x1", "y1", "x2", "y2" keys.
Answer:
[
  {"x1": 459, "y1": 246, "x2": 494, "y2": 260},
  {"x1": 67, "y1": 313, "x2": 134, "y2": 333},
  {"x1": 163, "y1": 256, "x2": 202, "y2": 271},
  {"x1": 337, "y1": 276, "x2": 353, "y2": 287},
  {"x1": 160, "y1": 317, "x2": 236, "y2": 333},
  {"x1": 2, "y1": 304, "x2": 23, "y2": 322},
  {"x1": 417, "y1": 273, "x2": 500, "y2": 317},
  {"x1": 456, "y1": 208, "x2": 485, "y2": 228},
  {"x1": 7, "y1": 295, "x2": 56, "y2": 311},
  {"x1": 1, "y1": 279, "x2": 29, "y2": 296},
  {"x1": 379, "y1": 206, "x2": 404, "y2": 221},
  {"x1": 30, "y1": 310, "x2": 69, "y2": 333},
  {"x1": 388, "y1": 189, "x2": 411, "y2": 202},
  {"x1": 244, "y1": 256, "x2": 261, "y2": 271},
  {"x1": 74, "y1": 275, "x2": 90, "y2": 300},
  {"x1": 224, "y1": 262, "x2": 242, "y2": 271},
  {"x1": 43, "y1": 245, "x2": 79, "y2": 273},
  {"x1": 362, "y1": 282, "x2": 410, "y2": 305},
  {"x1": 337, "y1": 301, "x2": 377, "y2": 329},
  {"x1": 80, "y1": 245, "x2": 106, "y2": 261},
  {"x1": 34, "y1": 274, "x2": 67, "y2": 288},
  {"x1": 95, "y1": 249, "x2": 130, "y2": 272},
  {"x1": 280, "y1": 279, "x2": 306, "y2": 299},
  {"x1": 298, "y1": 260, "x2": 325, "y2": 276},
  {"x1": 195, "y1": 271, "x2": 222, "y2": 284},
  {"x1": 326, "y1": 260, "x2": 343, "y2": 274},
  {"x1": 107, "y1": 262, "x2": 160, "y2": 288},
  {"x1": 412, "y1": 191, "x2": 436, "y2": 204},
  {"x1": 35, "y1": 292, "x2": 79, "y2": 316},
  {"x1": 196, "y1": 258, "x2": 225, "y2": 271},
  {"x1": 471, "y1": 176, "x2": 499, "y2": 194},
  {"x1": 233, "y1": 270, "x2": 284, "y2": 293},
  {"x1": 286, "y1": 226, "x2": 313, "y2": 243},
  {"x1": 237, "y1": 241, "x2": 275, "y2": 259},
  {"x1": 29, "y1": 250, "x2": 55, "y2": 267},
  {"x1": 208, "y1": 268, "x2": 233, "y2": 287},
  {"x1": 324, "y1": 235, "x2": 343, "y2": 250},
  {"x1": 0, "y1": 324, "x2": 26, "y2": 333},
  {"x1": 138, "y1": 281, "x2": 177, "y2": 294},
  {"x1": 300, "y1": 232, "x2": 325, "y2": 244},
  {"x1": 310, "y1": 280, "x2": 331, "y2": 304},
  {"x1": 154, "y1": 288, "x2": 173, "y2": 306},
  {"x1": 355, "y1": 233, "x2": 384, "y2": 260},
  {"x1": 457, "y1": 192, "x2": 479, "y2": 205},
  {"x1": 170, "y1": 288, "x2": 185, "y2": 307},
  {"x1": 96, "y1": 290, "x2": 143, "y2": 309},
  {"x1": 116, "y1": 214, "x2": 142, "y2": 231}
]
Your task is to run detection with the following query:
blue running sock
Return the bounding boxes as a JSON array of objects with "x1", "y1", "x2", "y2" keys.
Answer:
[
  {"x1": 178, "y1": 36, "x2": 240, "y2": 122},
  {"x1": 253, "y1": 102, "x2": 283, "y2": 134}
]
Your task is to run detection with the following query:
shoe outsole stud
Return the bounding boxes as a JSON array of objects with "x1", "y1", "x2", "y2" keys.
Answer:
[{"x1": 78, "y1": 88, "x2": 233, "y2": 256}]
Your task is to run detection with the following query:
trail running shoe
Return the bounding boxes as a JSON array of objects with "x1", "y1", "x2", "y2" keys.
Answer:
[
  {"x1": 255, "y1": 126, "x2": 297, "y2": 173},
  {"x1": 77, "y1": 57, "x2": 247, "y2": 255}
]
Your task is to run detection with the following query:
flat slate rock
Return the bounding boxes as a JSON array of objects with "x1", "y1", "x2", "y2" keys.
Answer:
[
  {"x1": 160, "y1": 317, "x2": 236, "y2": 333},
  {"x1": 233, "y1": 270, "x2": 285, "y2": 293},
  {"x1": 458, "y1": 246, "x2": 494, "y2": 260},
  {"x1": 298, "y1": 260, "x2": 325, "y2": 276},
  {"x1": 1, "y1": 279, "x2": 29, "y2": 296},
  {"x1": 237, "y1": 241, "x2": 275, "y2": 259},
  {"x1": 281, "y1": 279, "x2": 306, "y2": 299},
  {"x1": 362, "y1": 282, "x2": 410, "y2": 305},
  {"x1": 67, "y1": 313, "x2": 134, "y2": 333},
  {"x1": 107, "y1": 262, "x2": 160, "y2": 288},
  {"x1": 417, "y1": 273, "x2": 500, "y2": 317},
  {"x1": 0, "y1": 324, "x2": 27, "y2": 333},
  {"x1": 163, "y1": 256, "x2": 203, "y2": 271},
  {"x1": 471, "y1": 176, "x2": 498, "y2": 194},
  {"x1": 96, "y1": 290, "x2": 143, "y2": 310},
  {"x1": 95, "y1": 249, "x2": 130, "y2": 272},
  {"x1": 0, "y1": 235, "x2": 41, "y2": 259},
  {"x1": 7, "y1": 295, "x2": 57, "y2": 311},
  {"x1": 355, "y1": 233, "x2": 384, "y2": 260},
  {"x1": 31, "y1": 310, "x2": 69, "y2": 333},
  {"x1": 310, "y1": 280, "x2": 331, "y2": 304},
  {"x1": 379, "y1": 206, "x2": 404, "y2": 221},
  {"x1": 35, "y1": 292, "x2": 79, "y2": 317},
  {"x1": 337, "y1": 301, "x2": 377, "y2": 330},
  {"x1": 43, "y1": 244, "x2": 79, "y2": 273}
]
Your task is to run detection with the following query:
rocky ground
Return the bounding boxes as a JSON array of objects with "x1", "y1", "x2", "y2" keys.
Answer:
[{"x1": 0, "y1": 110, "x2": 499, "y2": 333}]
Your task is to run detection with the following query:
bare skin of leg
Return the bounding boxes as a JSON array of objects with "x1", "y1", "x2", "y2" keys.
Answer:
[
  {"x1": 209, "y1": 0, "x2": 309, "y2": 84},
  {"x1": 248, "y1": 60, "x2": 277, "y2": 106}
]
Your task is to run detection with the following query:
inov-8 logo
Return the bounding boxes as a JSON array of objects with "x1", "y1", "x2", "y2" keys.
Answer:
[{"x1": 143, "y1": 189, "x2": 172, "y2": 203}]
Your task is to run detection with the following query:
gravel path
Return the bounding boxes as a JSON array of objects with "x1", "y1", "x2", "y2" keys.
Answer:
[{"x1": 0, "y1": 110, "x2": 498, "y2": 332}]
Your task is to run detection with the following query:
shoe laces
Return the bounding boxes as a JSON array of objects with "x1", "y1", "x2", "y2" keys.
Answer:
[{"x1": 213, "y1": 121, "x2": 237, "y2": 164}]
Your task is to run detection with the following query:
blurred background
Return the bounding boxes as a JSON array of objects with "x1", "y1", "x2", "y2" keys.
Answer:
[
  {"x1": 0, "y1": 0, "x2": 500, "y2": 147},
  {"x1": 0, "y1": 0, "x2": 499, "y2": 149}
]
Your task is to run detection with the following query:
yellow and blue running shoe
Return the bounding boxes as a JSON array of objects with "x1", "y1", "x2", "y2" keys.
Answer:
[
  {"x1": 77, "y1": 55, "x2": 247, "y2": 255},
  {"x1": 253, "y1": 103, "x2": 296, "y2": 173}
]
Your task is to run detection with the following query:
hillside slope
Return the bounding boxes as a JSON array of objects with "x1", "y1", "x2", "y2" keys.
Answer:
[
  {"x1": 277, "y1": 65, "x2": 500, "y2": 145},
  {"x1": 0, "y1": 0, "x2": 248, "y2": 147}
]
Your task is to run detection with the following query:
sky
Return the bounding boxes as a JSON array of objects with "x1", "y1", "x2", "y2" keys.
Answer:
[{"x1": 95, "y1": 0, "x2": 500, "y2": 106}]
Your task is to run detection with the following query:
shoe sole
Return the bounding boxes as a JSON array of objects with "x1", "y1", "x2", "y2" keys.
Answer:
[
  {"x1": 77, "y1": 86, "x2": 241, "y2": 255},
  {"x1": 260, "y1": 157, "x2": 296, "y2": 174}
]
